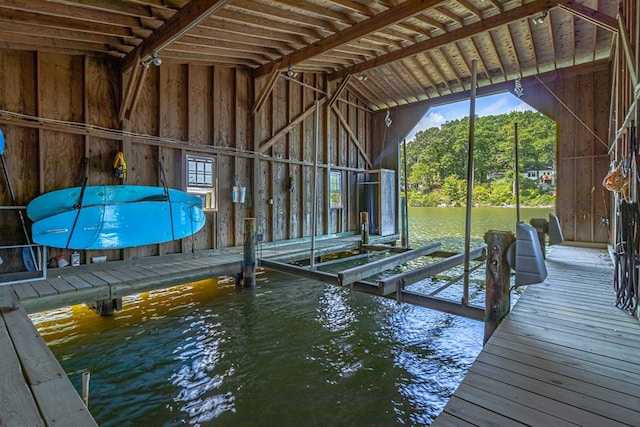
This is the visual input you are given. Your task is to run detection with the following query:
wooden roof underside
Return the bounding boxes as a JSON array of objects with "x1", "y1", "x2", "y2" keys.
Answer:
[{"x1": 0, "y1": 0, "x2": 618, "y2": 111}]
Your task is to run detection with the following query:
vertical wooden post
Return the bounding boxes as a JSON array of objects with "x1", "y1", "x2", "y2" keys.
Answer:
[
  {"x1": 529, "y1": 218, "x2": 548, "y2": 258},
  {"x1": 483, "y1": 230, "x2": 516, "y2": 345},
  {"x1": 243, "y1": 217, "x2": 257, "y2": 286},
  {"x1": 360, "y1": 212, "x2": 369, "y2": 245},
  {"x1": 81, "y1": 371, "x2": 90, "y2": 408}
]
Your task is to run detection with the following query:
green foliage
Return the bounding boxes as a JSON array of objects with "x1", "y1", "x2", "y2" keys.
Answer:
[{"x1": 402, "y1": 110, "x2": 556, "y2": 207}]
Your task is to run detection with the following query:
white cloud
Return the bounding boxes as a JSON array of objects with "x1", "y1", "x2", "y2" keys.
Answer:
[
  {"x1": 477, "y1": 95, "x2": 510, "y2": 116},
  {"x1": 406, "y1": 111, "x2": 446, "y2": 141},
  {"x1": 512, "y1": 100, "x2": 535, "y2": 112}
]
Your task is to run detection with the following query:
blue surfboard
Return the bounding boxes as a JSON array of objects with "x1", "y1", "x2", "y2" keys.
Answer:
[
  {"x1": 27, "y1": 185, "x2": 198, "y2": 222},
  {"x1": 28, "y1": 185, "x2": 205, "y2": 250}
]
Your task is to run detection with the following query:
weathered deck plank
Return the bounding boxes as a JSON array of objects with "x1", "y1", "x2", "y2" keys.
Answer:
[
  {"x1": 0, "y1": 303, "x2": 44, "y2": 427},
  {"x1": 0, "y1": 286, "x2": 97, "y2": 426},
  {"x1": 433, "y1": 245, "x2": 640, "y2": 426}
]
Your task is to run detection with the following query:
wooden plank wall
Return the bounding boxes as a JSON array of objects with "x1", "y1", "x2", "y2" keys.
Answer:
[
  {"x1": 506, "y1": 66, "x2": 610, "y2": 244},
  {"x1": 555, "y1": 68, "x2": 610, "y2": 244},
  {"x1": 0, "y1": 48, "x2": 373, "y2": 271}
]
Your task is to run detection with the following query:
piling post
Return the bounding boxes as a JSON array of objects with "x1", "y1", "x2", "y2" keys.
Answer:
[
  {"x1": 360, "y1": 212, "x2": 369, "y2": 246},
  {"x1": 483, "y1": 230, "x2": 516, "y2": 345},
  {"x1": 81, "y1": 371, "x2": 90, "y2": 407},
  {"x1": 243, "y1": 217, "x2": 257, "y2": 286},
  {"x1": 529, "y1": 218, "x2": 548, "y2": 258}
]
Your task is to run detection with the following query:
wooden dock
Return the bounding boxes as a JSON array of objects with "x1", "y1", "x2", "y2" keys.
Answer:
[
  {"x1": 433, "y1": 245, "x2": 640, "y2": 426},
  {"x1": 3, "y1": 232, "x2": 392, "y2": 314},
  {"x1": 3, "y1": 239, "x2": 637, "y2": 426}
]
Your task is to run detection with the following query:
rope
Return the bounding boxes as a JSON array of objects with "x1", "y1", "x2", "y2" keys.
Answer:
[
  {"x1": 614, "y1": 201, "x2": 639, "y2": 315},
  {"x1": 159, "y1": 162, "x2": 175, "y2": 241},
  {"x1": 534, "y1": 75, "x2": 609, "y2": 149}
]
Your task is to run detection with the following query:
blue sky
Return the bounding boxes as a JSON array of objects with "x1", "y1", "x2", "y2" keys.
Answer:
[{"x1": 406, "y1": 91, "x2": 535, "y2": 141}]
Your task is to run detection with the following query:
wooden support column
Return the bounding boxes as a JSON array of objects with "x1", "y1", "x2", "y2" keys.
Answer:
[
  {"x1": 483, "y1": 230, "x2": 516, "y2": 345},
  {"x1": 242, "y1": 217, "x2": 256, "y2": 286}
]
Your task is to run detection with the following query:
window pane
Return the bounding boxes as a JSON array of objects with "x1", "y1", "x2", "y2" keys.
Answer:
[
  {"x1": 186, "y1": 154, "x2": 217, "y2": 210},
  {"x1": 329, "y1": 171, "x2": 342, "y2": 208}
]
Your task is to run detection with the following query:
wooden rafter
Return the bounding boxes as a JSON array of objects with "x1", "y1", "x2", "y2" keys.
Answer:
[
  {"x1": 411, "y1": 55, "x2": 442, "y2": 96},
  {"x1": 557, "y1": 0, "x2": 618, "y2": 33},
  {"x1": 438, "y1": 47, "x2": 464, "y2": 89},
  {"x1": 453, "y1": 41, "x2": 473, "y2": 88},
  {"x1": 413, "y1": 15, "x2": 446, "y2": 33},
  {"x1": 122, "y1": 0, "x2": 231, "y2": 73},
  {"x1": 373, "y1": 67, "x2": 412, "y2": 104},
  {"x1": 487, "y1": 30, "x2": 507, "y2": 82},
  {"x1": 435, "y1": 6, "x2": 464, "y2": 27},
  {"x1": 329, "y1": 0, "x2": 558, "y2": 81},
  {"x1": 388, "y1": 63, "x2": 420, "y2": 103},
  {"x1": 454, "y1": 0, "x2": 482, "y2": 20},
  {"x1": 425, "y1": 51, "x2": 453, "y2": 93},
  {"x1": 253, "y1": 0, "x2": 448, "y2": 79},
  {"x1": 398, "y1": 58, "x2": 431, "y2": 99},
  {"x1": 345, "y1": 81, "x2": 377, "y2": 109},
  {"x1": 523, "y1": 19, "x2": 540, "y2": 74},
  {"x1": 469, "y1": 36, "x2": 493, "y2": 84},
  {"x1": 546, "y1": 9, "x2": 558, "y2": 69},
  {"x1": 485, "y1": 0, "x2": 504, "y2": 13},
  {"x1": 331, "y1": 105, "x2": 373, "y2": 169},
  {"x1": 504, "y1": 22, "x2": 523, "y2": 78}
]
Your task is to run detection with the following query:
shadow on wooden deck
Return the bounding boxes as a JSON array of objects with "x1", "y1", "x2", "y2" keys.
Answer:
[{"x1": 433, "y1": 245, "x2": 640, "y2": 426}]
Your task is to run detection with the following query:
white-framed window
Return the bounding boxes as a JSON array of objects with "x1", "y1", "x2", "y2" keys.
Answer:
[
  {"x1": 329, "y1": 171, "x2": 343, "y2": 208},
  {"x1": 187, "y1": 154, "x2": 217, "y2": 210}
]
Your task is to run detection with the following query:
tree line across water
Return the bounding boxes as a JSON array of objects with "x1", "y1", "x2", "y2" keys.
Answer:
[{"x1": 402, "y1": 110, "x2": 556, "y2": 207}]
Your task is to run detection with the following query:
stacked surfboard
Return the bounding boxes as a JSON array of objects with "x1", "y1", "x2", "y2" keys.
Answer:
[{"x1": 27, "y1": 185, "x2": 205, "y2": 250}]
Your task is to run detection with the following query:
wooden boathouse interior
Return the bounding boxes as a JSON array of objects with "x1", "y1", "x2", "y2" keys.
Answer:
[{"x1": 0, "y1": 0, "x2": 639, "y2": 425}]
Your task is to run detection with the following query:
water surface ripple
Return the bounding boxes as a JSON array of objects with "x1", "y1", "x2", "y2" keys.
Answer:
[{"x1": 32, "y1": 207, "x2": 552, "y2": 426}]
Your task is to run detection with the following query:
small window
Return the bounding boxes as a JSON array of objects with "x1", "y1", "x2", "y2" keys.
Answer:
[
  {"x1": 187, "y1": 155, "x2": 217, "y2": 210},
  {"x1": 329, "y1": 171, "x2": 343, "y2": 208}
]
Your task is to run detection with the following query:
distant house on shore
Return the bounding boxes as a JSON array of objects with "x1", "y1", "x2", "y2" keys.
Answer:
[{"x1": 524, "y1": 168, "x2": 556, "y2": 186}]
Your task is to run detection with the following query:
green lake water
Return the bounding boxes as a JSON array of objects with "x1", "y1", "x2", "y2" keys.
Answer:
[{"x1": 32, "y1": 206, "x2": 553, "y2": 426}]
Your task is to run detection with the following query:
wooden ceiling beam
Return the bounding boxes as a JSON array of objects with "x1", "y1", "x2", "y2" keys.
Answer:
[
  {"x1": 411, "y1": 55, "x2": 442, "y2": 96},
  {"x1": 454, "y1": 0, "x2": 482, "y2": 20},
  {"x1": 469, "y1": 36, "x2": 493, "y2": 84},
  {"x1": 557, "y1": 0, "x2": 617, "y2": 33},
  {"x1": 0, "y1": 0, "x2": 145, "y2": 27},
  {"x1": 122, "y1": 0, "x2": 230, "y2": 73},
  {"x1": 398, "y1": 58, "x2": 431, "y2": 99},
  {"x1": 434, "y1": 6, "x2": 463, "y2": 27},
  {"x1": 487, "y1": 30, "x2": 507, "y2": 82},
  {"x1": 387, "y1": 58, "x2": 610, "y2": 115},
  {"x1": 329, "y1": 0, "x2": 558, "y2": 81},
  {"x1": 0, "y1": 7, "x2": 146, "y2": 39},
  {"x1": 253, "y1": 0, "x2": 448, "y2": 79}
]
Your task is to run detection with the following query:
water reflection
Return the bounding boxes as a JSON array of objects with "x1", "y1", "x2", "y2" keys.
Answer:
[{"x1": 31, "y1": 207, "x2": 552, "y2": 426}]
